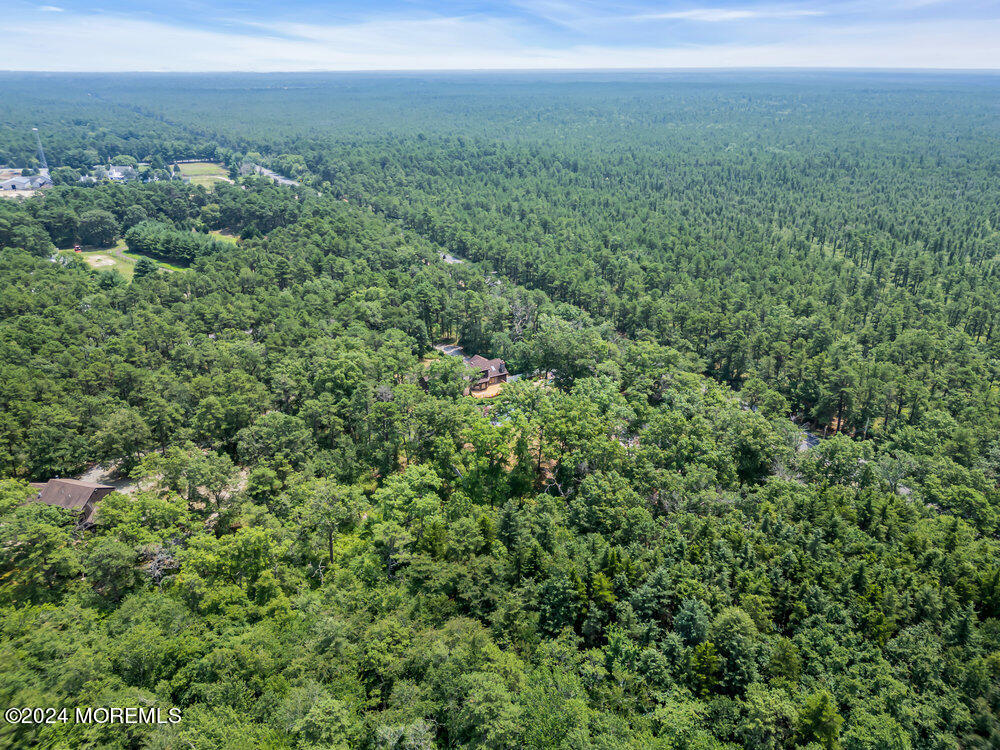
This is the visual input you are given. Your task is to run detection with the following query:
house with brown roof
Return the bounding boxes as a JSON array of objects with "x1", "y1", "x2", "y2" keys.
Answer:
[
  {"x1": 30, "y1": 479, "x2": 115, "y2": 524},
  {"x1": 465, "y1": 355, "x2": 508, "y2": 392}
]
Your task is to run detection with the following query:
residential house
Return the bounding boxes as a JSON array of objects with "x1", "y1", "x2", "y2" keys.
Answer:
[
  {"x1": 106, "y1": 165, "x2": 138, "y2": 182},
  {"x1": 0, "y1": 173, "x2": 52, "y2": 191},
  {"x1": 465, "y1": 354, "x2": 508, "y2": 392},
  {"x1": 30, "y1": 478, "x2": 115, "y2": 524}
]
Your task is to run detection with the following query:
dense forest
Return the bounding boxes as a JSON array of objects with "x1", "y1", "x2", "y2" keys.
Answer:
[{"x1": 1, "y1": 72, "x2": 999, "y2": 749}]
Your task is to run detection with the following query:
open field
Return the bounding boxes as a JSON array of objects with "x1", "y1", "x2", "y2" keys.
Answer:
[
  {"x1": 59, "y1": 239, "x2": 182, "y2": 279},
  {"x1": 0, "y1": 189, "x2": 39, "y2": 200},
  {"x1": 174, "y1": 161, "x2": 232, "y2": 190},
  {"x1": 209, "y1": 229, "x2": 239, "y2": 243}
]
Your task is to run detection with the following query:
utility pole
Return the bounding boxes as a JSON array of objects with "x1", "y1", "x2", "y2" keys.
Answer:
[{"x1": 32, "y1": 128, "x2": 48, "y2": 173}]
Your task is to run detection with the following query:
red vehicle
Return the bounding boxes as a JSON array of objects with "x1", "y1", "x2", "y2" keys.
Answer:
[{"x1": 73, "y1": 245, "x2": 82, "y2": 252}]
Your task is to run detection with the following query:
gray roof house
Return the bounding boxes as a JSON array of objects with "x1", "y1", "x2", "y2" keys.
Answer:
[
  {"x1": 0, "y1": 173, "x2": 52, "y2": 191},
  {"x1": 108, "y1": 165, "x2": 139, "y2": 182},
  {"x1": 0, "y1": 176, "x2": 31, "y2": 190}
]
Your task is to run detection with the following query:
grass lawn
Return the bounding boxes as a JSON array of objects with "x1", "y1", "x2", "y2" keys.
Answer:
[
  {"x1": 60, "y1": 239, "x2": 182, "y2": 279},
  {"x1": 209, "y1": 229, "x2": 239, "y2": 244},
  {"x1": 175, "y1": 162, "x2": 232, "y2": 190}
]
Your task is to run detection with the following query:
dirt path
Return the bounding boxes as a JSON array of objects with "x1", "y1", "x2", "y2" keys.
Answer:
[{"x1": 77, "y1": 464, "x2": 135, "y2": 494}]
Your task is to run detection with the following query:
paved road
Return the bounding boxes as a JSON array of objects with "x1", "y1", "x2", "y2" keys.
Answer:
[
  {"x1": 434, "y1": 343, "x2": 465, "y2": 357},
  {"x1": 248, "y1": 164, "x2": 301, "y2": 187}
]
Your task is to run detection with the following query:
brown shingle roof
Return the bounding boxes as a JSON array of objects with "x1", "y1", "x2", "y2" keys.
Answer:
[
  {"x1": 34, "y1": 479, "x2": 115, "y2": 524},
  {"x1": 464, "y1": 355, "x2": 508, "y2": 389},
  {"x1": 465, "y1": 355, "x2": 506, "y2": 377}
]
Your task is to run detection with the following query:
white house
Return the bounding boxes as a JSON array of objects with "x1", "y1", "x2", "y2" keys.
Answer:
[{"x1": 106, "y1": 165, "x2": 138, "y2": 182}]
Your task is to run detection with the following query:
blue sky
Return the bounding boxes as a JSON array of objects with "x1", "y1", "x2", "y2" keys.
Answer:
[{"x1": 4, "y1": 1, "x2": 1000, "y2": 71}]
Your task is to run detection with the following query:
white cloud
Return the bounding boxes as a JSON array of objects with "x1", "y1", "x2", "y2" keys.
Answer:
[
  {"x1": 509, "y1": 0, "x2": 607, "y2": 30},
  {"x1": 261, "y1": 15, "x2": 535, "y2": 54},
  {"x1": 0, "y1": 11, "x2": 998, "y2": 71},
  {"x1": 637, "y1": 8, "x2": 825, "y2": 22},
  {"x1": 1, "y1": 13, "x2": 544, "y2": 71},
  {"x1": 38, "y1": 5, "x2": 64, "y2": 11}
]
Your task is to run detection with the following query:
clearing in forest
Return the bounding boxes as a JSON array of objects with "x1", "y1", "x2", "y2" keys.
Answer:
[
  {"x1": 60, "y1": 239, "x2": 178, "y2": 279},
  {"x1": 209, "y1": 229, "x2": 239, "y2": 243},
  {"x1": 175, "y1": 161, "x2": 232, "y2": 190}
]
